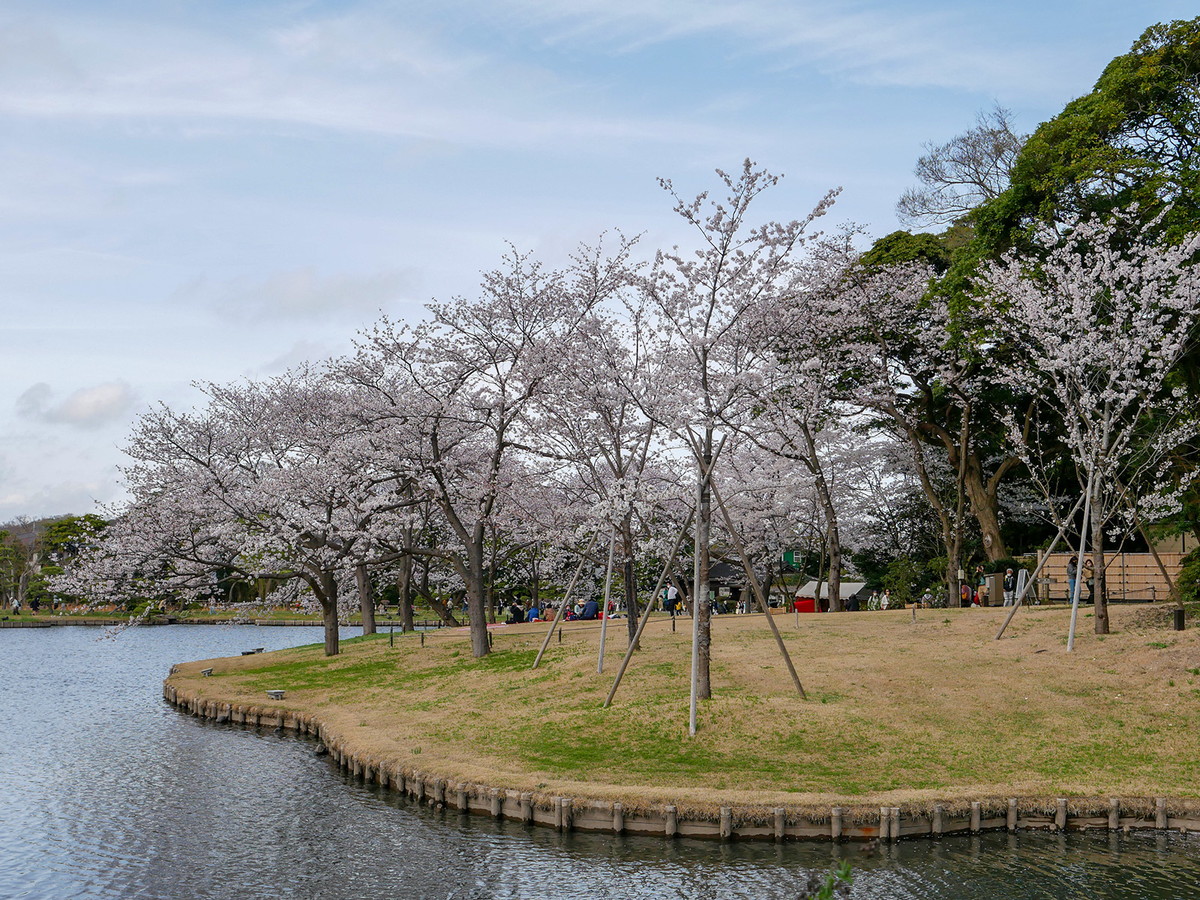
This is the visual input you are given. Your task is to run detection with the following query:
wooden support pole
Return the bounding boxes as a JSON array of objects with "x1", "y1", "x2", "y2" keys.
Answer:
[
  {"x1": 831, "y1": 807, "x2": 843, "y2": 841},
  {"x1": 597, "y1": 530, "x2": 617, "y2": 674},
  {"x1": 1109, "y1": 798, "x2": 1120, "y2": 831},
  {"x1": 603, "y1": 512, "x2": 694, "y2": 708},
  {"x1": 1055, "y1": 798, "x2": 1068, "y2": 831},
  {"x1": 880, "y1": 807, "x2": 890, "y2": 841},
  {"x1": 1068, "y1": 471, "x2": 1097, "y2": 653},
  {"x1": 774, "y1": 808, "x2": 785, "y2": 842},
  {"x1": 613, "y1": 802, "x2": 624, "y2": 835},
  {"x1": 995, "y1": 495, "x2": 1085, "y2": 640},
  {"x1": 709, "y1": 478, "x2": 807, "y2": 698},
  {"x1": 1156, "y1": 798, "x2": 1168, "y2": 829},
  {"x1": 533, "y1": 533, "x2": 599, "y2": 669},
  {"x1": 1008, "y1": 799, "x2": 1018, "y2": 832},
  {"x1": 521, "y1": 792, "x2": 533, "y2": 824},
  {"x1": 933, "y1": 806, "x2": 944, "y2": 836},
  {"x1": 970, "y1": 802, "x2": 981, "y2": 833},
  {"x1": 456, "y1": 786, "x2": 467, "y2": 811},
  {"x1": 890, "y1": 807, "x2": 901, "y2": 841},
  {"x1": 720, "y1": 807, "x2": 733, "y2": 841},
  {"x1": 665, "y1": 805, "x2": 677, "y2": 838}
]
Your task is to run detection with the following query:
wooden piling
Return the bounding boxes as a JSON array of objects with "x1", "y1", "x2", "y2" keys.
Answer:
[
  {"x1": 1055, "y1": 799, "x2": 1068, "y2": 831},
  {"x1": 773, "y1": 808, "x2": 785, "y2": 842},
  {"x1": 932, "y1": 805, "x2": 945, "y2": 836},
  {"x1": 1156, "y1": 798, "x2": 1168, "y2": 829},
  {"x1": 970, "y1": 802, "x2": 981, "y2": 833},
  {"x1": 665, "y1": 805, "x2": 677, "y2": 838},
  {"x1": 613, "y1": 802, "x2": 624, "y2": 835},
  {"x1": 890, "y1": 807, "x2": 901, "y2": 840},
  {"x1": 831, "y1": 807, "x2": 843, "y2": 841},
  {"x1": 1109, "y1": 798, "x2": 1120, "y2": 831},
  {"x1": 1007, "y1": 799, "x2": 1018, "y2": 832},
  {"x1": 719, "y1": 807, "x2": 733, "y2": 841}
]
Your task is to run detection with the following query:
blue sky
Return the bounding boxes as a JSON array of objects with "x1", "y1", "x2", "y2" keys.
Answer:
[{"x1": 1, "y1": 0, "x2": 1195, "y2": 521}]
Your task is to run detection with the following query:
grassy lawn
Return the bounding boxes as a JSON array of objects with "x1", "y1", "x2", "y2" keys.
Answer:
[{"x1": 168, "y1": 603, "x2": 1200, "y2": 816}]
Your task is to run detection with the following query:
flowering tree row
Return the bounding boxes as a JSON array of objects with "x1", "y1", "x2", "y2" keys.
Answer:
[{"x1": 57, "y1": 162, "x2": 1200, "y2": 659}]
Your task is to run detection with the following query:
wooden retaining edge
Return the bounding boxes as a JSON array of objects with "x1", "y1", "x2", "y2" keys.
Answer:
[{"x1": 163, "y1": 680, "x2": 1200, "y2": 843}]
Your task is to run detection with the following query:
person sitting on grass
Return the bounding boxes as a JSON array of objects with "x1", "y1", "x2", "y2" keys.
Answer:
[
  {"x1": 581, "y1": 598, "x2": 600, "y2": 620},
  {"x1": 506, "y1": 602, "x2": 524, "y2": 625},
  {"x1": 525, "y1": 604, "x2": 540, "y2": 623}
]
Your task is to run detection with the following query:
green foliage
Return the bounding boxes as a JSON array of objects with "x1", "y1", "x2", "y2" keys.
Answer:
[
  {"x1": 1179, "y1": 548, "x2": 1200, "y2": 606},
  {"x1": 859, "y1": 230, "x2": 953, "y2": 274},
  {"x1": 974, "y1": 16, "x2": 1200, "y2": 251},
  {"x1": 881, "y1": 557, "x2": 921, "y2": 606},
  {"x1": 801, "y1": 861, "x2": 854, "y2": 899}
]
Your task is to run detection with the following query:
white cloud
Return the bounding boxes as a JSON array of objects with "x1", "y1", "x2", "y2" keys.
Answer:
[
  {"x1": 180, "y1": 266, "x2": 421, "y2": 322},
  {"x1": 16, "y1": 380, "x2": 137, "y2": 429}
]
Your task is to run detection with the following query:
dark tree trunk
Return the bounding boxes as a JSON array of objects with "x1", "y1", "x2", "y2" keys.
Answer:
[
  {"x1": 466, "y1": 539, "x2": 490, "y2": 657},
  {"x1": 319, "y1": 571, "x2": 340, "y2": 656},
  {"x1": 397, "y1": 554, "x2": 415, "y2": 633},
  {"x1": 622, "y1": 518, "x2": 639, "y2": 643},
  {"x1": 356, "y1": 564, "x2": 376, "y2": 636}
]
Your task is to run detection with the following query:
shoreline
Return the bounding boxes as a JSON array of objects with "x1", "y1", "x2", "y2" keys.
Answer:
[
  {"x1": 162, "y1": 601, "x2": 1200, "y2": 843},
  {"x1": 163, "y1": 678, "x2": 1200, "y2": 841}
]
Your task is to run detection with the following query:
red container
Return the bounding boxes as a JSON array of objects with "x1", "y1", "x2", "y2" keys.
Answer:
[{"x1": 792, "y1": 598, "x2": 816, "y2": 613}]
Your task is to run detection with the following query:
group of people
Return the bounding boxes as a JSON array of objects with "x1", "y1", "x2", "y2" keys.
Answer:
[
  {"x1": 504, "y1": 597, "x2": 604, "y2": 625},
  {"x1": 962, "y1": 565, "x2": 1022, "y2": 607},
  {"x1": 1065, "y1": 557, "x2": 1097, "y2": 602}
]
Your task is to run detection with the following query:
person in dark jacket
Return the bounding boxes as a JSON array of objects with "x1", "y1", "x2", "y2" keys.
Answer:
[{"x1": 581, "y1": 598, "x2": 600, "y2": 620}]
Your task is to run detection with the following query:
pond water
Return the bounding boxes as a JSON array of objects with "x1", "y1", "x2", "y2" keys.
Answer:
[{"x1": 2, "y1": 625, "x2": 1199, "y2": 899}]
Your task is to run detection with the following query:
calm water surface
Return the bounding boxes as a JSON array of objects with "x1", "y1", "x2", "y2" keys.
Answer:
[{"x1": 2, "y1": 625, "x2": 1199, "y2": 900}]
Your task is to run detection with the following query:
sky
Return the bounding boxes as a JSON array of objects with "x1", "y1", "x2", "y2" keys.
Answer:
[{"x1": 1, "y1": 0, "x2": 1195, "y2": 523}]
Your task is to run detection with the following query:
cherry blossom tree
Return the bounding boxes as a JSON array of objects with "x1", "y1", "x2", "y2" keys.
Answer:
[
  {"x1": 58, "y1": 369, "x2": 410, "y2": 655},
  {"x1": 981, "y1": 209, "x2": 1200, "y2": 641},
  {"x1": 641, "y1": 160, "x2": 838, "y2": 702},
  {"x1": 342, "y1": 240, "x2": 634, "y2": 657}
]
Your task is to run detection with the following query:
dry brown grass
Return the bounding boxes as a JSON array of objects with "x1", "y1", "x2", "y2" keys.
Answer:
[{"x1": 168, "y1": 604, "x2": 1200, "y2": 817}]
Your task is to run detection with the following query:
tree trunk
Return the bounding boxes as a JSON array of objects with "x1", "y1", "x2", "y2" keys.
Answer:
[
  {"x1": 622, "y1": 517, "x2": 639, "y2": 643},
  {"x1": 356, "y1": 564, "x2": 376, "y2": 636},
  {"x1": 319, "y1": 571, "x2": 340, "y2": 656},
  {"x1": 466, "y1": 540, "x2": 490, "y2": 657},
  {"x1": 696, "y1": 440, "x2": 713, "y2": 700},
  {"x1": 1092, "y1": 497, "x2": 1110, "y2": 634},
  {"x1": 397, "y1": 553, "x2": 414, "y2": 633},
  {"x1": 964, "y1": 457, "x2": 1009, "y2": 562}
]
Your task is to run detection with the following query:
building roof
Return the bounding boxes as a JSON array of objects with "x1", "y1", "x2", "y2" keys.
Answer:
[{"x1": 794, "y1": 580, "x2": 869, "y2": 599}]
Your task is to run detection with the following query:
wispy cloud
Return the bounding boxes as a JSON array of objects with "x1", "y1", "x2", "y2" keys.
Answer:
[
  {"x1": 493, "y1": 0, "x2": 1057, "y2": 94},
  {"x1": 179, "y1": 266, "x2": 420, "y2": 322},
  {"x1": 0, "y1": 6, "x2": 723, "y2": 149},
  {"x1": 16, "y1": 381, "x2": 137, "y2": 429}
]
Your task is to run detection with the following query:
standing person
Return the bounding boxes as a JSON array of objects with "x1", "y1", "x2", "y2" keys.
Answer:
[
  {"x1": 1003, "y1": 568, "x2": 1017, "y2": 606},
  {"x1": 1083, "y1": 560, "x2": 1096, "y2": 603},
  {"x1": 975, "y1": 565, "x2": 987, "y2": 605},
  {"x1": 881, "y1": 590, "x2": 891, "y2": 610},
  {"x1": 1066, "y1": 556, "x2": 1078, "y2": 602},
  {"x1": 666, "y1": 583, "x2": 679, "y2": 616}
]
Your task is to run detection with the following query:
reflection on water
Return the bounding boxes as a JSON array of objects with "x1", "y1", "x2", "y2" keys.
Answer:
[{"x1": 2, "y1": 625, "x2": 1199, "y2": 899}]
